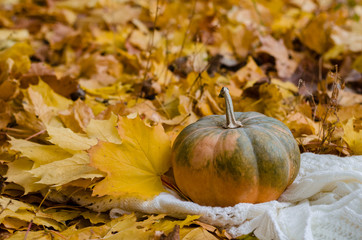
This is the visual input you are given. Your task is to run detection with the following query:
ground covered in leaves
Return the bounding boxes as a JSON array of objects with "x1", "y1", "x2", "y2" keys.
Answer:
[{"x1": 0, "y1": 0, "x2": 361, "y2": 239}]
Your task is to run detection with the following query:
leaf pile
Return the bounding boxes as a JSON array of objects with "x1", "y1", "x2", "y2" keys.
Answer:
[{"x1": 0, "y1": 0, "x2": 361, "y2": 239}]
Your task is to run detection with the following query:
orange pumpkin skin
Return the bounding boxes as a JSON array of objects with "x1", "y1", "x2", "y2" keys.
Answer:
[{"x1": 172, "y1": 111, "x2": 300, "y2": 207}]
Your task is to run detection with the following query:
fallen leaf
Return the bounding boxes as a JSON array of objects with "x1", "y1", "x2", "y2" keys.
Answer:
[
  {"x1": 0, "y1": 100, "x2": 11, "y2": 129},
  {"x1": 20, "y1": 63, "x2": 79, "y2": 97},
  {"x1": 79, "y1": 54, "x2": 123, "y2": 88},
  {"x1": 28, "y1": 79, "x2": 72, "y2": 111},
  {"x1": 80, "y1": 211, "x2": 109, "y2": 224},
  {"x1": 0, "y1": 42, "x2": 33, "y2": 77},
  {"x1": 4, "y1": 231, "x2": 51, "y2": 240},
  {"x1": 19, "y1": 62, "x2": 55, "y2": 88},
  {"x1": 256, "y1": 35, "x2": 298, "y2": 78},
  {"x1": 226, "y1": 25, "x2": 255, "y2": 59},
  {"x1": 153, "y1": 215, "x2": 200, "y2": 234},
  {"x1": 5, "y1": 158, "x2": 45, "y2": 193},
  {"x1": 331, "y1": 25, "x2": 362, "y2": 53},
  {"x1": 284, "y1": 112, "x2": 318, "y2": 137},
  {"x1": 342, "y1": 118, "x2": 362, "y2": 154},
  {"x1": 46, "y1": 125, "x2": 97, "y2": 152},
  {"x1": 299, "y1": 13, "x2": 331, "y2": 54},
  {"x1": 182, "y1": 227, "x2": 218, "y2": 240},
  {"x1": 45, "y1": 23, "x2": 78, "y2": 50},
  {"x1": 0, "y1": 29, "x2": 29, "y2": 42},
  {"x1": 9, "y1": 137, "x2": 72, "y2": 167},
  {"x1": 125, "y1": 100, "x2": 163, "y2": 124},
  {"x1": 103, "y1": 214, "x2": 199, "y2": 240},
  {"x1": 101, "y1": 4, "x2": 142, "y2": 25},
  {"x1": 337, "y1": 105, "x2": 362, "y2": 123},
  {"x1": 28, "y1": 152, "x2": 103, "y2": 186},
  {"x1": 0, "y1": 197, "x2": 64, "y2": 231},
  {"x1": 59, "y1": 100, "x2": 95, "y2": 133},
  {"x1": 60, "y1": 224, "x2": 109, "y2": 240},
  {"x1": 0, "y1": 79, "x2": 19, "y2": 101},
  {"x1": 86, "y1": 113, "x2": 122, "y2": 144},
  {"x1": 89, "y1": 115, "x2": 171, "y2": 198},
  {"x1": 232, "y1": 56, "x2": 266, "y2": 87}
]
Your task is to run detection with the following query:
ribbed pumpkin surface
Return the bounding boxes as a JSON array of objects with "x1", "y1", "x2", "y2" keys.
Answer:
[{"x1": 172, "y1": 111, "x2": 300, "y2": 207}]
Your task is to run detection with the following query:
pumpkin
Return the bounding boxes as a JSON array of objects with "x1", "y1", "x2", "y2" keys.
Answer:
[{"x1": 171, "y1": 87, "x2": 300, "y2": 207}]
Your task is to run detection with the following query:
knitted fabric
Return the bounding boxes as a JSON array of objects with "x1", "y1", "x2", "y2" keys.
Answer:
[{"x1": 56, "y1": 153, "x2": 362, "y2": 240}]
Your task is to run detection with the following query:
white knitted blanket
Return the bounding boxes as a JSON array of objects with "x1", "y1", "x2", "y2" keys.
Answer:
[{"x1": 68, "y1": 153, "x2": 362, "y2": 240}]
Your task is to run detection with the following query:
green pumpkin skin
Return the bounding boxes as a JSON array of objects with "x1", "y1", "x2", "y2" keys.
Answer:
[{"x1": 171, "y1": 111, "x2": 300, "y2": 207}]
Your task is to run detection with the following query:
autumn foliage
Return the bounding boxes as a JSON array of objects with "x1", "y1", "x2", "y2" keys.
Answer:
[{"x1": 0, "y1": 0, "x2": 361, "y2": 239}]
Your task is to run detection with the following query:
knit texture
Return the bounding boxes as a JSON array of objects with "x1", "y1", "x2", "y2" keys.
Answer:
[{"x1": 52, "y1": 153, "x2": 362, "y2": 240}]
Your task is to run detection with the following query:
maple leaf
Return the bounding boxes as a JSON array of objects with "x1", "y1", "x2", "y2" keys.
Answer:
[
  {"x1": 20, "y1": 62, "x2": 79, "y2": 97},
  {"x1": 28, "y1": 79, "x2": 72, "y2": 111},
  {"x1": 29, "y1": 152, "x2": 104, "y2": 187},
  {"x1": 5, "y1": 157, "x2": 45, "y2": 193},
  {"x1": 103, "y1": 214, "x2": 200, "y2": 239},
  {"x1": 9, "y1": 137, "x2": 72, "y2": 167},
  {"x1": 300, "y1": 13, "x2": 331, "y2": 54},
  {"x1": 256, "y1": 35, "x2": 298, "y2": 78},
  {"x1": 86, "y1": 113, "x2": 122, "y2": 144},
  {"x1": 342, "y1": 119, "x2": 362, "y2": 155},
  {"x1": 232, "y1": 56, "x2": 266, "y2": 88},
  {"x1": 59, "y1": 100, "x2": 95, "y2": 133},
  {"x1": 88, "y1": 115, "x2": 171, "y2": 199},
  {"x1": 0, "y1": 42, "x2": 33, "y2": 77},
  {"x1": 0, "y1": 196, "x2": 98, "y2": 232},
  {"x1": 0, "y1": 99, "x2": 11, "y2": 129},
  {"x1": 0, "y1": 79, "x2": 18, "y2": 101},
  {"x1": 46, "y1": 125, "x2": 97, "y2": 152}
]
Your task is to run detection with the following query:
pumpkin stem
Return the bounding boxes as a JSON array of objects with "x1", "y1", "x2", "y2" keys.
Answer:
[{"x1": 219, "y1": 87, "x2": 243, "y2": 129}]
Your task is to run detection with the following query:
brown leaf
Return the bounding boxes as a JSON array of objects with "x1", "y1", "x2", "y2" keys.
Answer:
[
  {"x1": 232, "y1": 56, "x2": 267, "y2": 87},
  {"x1": 256, "y1": 35, "x2": 298, "y2": 78},
  {"x1": 0, "y1": 100, "x2": 12, "y2": 129},
  {"x1": 20, "y1": 62, "x2": 55, "y2": 88},
  {"x1": 96, "y1": 102, "x2": 126, "y2": 120},
  {"x1": 299, "y1": 13, "x2": 331, "y2": 54},
  {"x1": 59, "y1": 100, "x2": 95, "y2": 133},
  {"x1": 45, "y1": 23, "x2": 78, "y2": 50},
  {"x1": 79, "y1": 54, "x2": 122, "y2": 88},
  {"x1": 20, "y1": 63, "x2": 79, "y2": 98},
  {"x1": 0, "y1": 79, "x2": 19, "y2": 101},
  {"x1": 160, "y1": 225, "x2": 180, "y2": 240}
]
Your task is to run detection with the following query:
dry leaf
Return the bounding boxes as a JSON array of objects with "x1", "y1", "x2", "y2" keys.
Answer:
[
  {"x1": 256, "y1": 35, "x2": 298, "y2": 78},
  {"x1": 46, "y1": 125, "x2": 97, "y2": 152},
  {"x1": 89, "y1": 115, "x2": 171, "y2": 198},
  {"x1": 29, "y1": 152, "x2": 103, "y2": 187},
  {"x1": 86, "y1": 113, "x2": 122, "y2": 144},
  {"x1": 342, "y1": 118, "x2": 362, "y2": 155},
  {"x1": 232, "y1": 56, "x2": 266, "y2": 87},
  {"x1": 9, "y1": 137, "x2": 72, "y2": 167},
  {"x1": 59, "y1": 100, "x2": 95, "y2": 133}
]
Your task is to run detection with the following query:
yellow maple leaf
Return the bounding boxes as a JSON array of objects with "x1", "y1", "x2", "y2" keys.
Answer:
[
  {"x1": 182, "y1": 227, "x2": 218, "y2": 239},
  {"x1": 46, "y1": 125, "x2": 97, "y2": 152},
  {"x1": 86, "y1": 113, "x2": 122, "y2": 144},
  {"x1": 9, "y1": 137, "x2": 72, "y2": 167},
  {"x1": 29, "y1": 152, "x2": 103, "y2": 187},
  {"x1": 232, "y1": 56, "x2": 266, "y2": 87},
  {"x1": 29, "y1": 79, "x2": 72, "y2": 111},
  {"x1": 343, "y1": 118, "x2": 362, "y2": 155},
  {"x1": 89, "y1": 115, "x2": 171, "y2": 199},
  {"x1": 5, "y1": 158, "x2": 45, "y2": 193},
  {"x1": 0, "y1": 196, "x2": 64, "y2": 231},
  {"x1": 0, "y1": 42, "x2": 33, "y2": 76}
]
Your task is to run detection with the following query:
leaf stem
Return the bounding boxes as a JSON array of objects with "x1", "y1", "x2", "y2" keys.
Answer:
[{"x1": 219, "y1": 87, "x2": 243, "y2": 129}]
